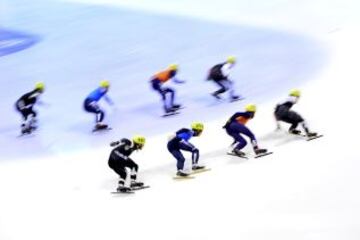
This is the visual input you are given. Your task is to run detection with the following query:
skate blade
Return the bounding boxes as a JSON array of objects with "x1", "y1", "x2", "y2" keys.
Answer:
[
  {"x1": 254, "y1": 151, "x2": 273, "y2": 158},
  {"x1": 306, "y1": 134, "x2": 323, "y2": 141},
  {"x1": 17, "y1": 131, "x2": 35, "y2": 137},
  {"x1": 162, "y1": 111, "x2": 180, "y2": 117},
  {"x1": 229, "y1": 97, "x2": 245, "y2": 102},
  {"x1": 131, "y1": 185, "x2": 150, "y2": 191},
  {"x1": 92, "y1": 127, "x2": 112, "y2": 133},
  {"x1": 173, "y1": 175, "x2": 195, "y2": 180},
  {"x1": 227, "y1": 152, "x2": 249, "y2": 159},
  {"x1": 190, "y1": 168, "x2": 211, "y2": 175},
  {"x1": 111, "y1": 191, "x2": 135, "y2": 194}
]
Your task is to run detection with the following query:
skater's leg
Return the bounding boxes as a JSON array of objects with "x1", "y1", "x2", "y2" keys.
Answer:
[
  {"x1": 162, "y1": 87, "x2": 177, "y2": 109},
  {"x1": 123, "y1": 158, "x2": 139, "y2": 180},
  {"x1": 178, "y1": 141, "x2": 201, "y2": 167},
  {"x1": 152, "y1": 80, "x2": 169, "y2": 112},
  {"x1": 167, "y1": 141, "x2": 187, "y2": 171},
  {"x1": 84, "y1": 99, "x2": 107, "y2": 128},
  {"x1": 286, "y1": 111, "x2": 304, "y2": 133},
  {"x1": 124, "y1": 159, "x2": 144, "y2": 187},
  {"x1": 212, "y1": 80, "x2": 227, "y2": 97},
  {"x1": 223, "y1": 79, "x2": 238, "y2": 99},
  {"x1": 108, "y1": 158, "x2": 131, "y2": 191}
]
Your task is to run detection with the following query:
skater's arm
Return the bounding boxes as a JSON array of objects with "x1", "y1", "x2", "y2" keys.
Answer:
[
  {"x1": 103, "y1": 94, "x2": 114, "y2": 106},
  {"x1": 36, "y1": 99, "x2": 50, "y2": 107},
  {"x1": 114, "y1": 150, "x2": 129, "y2": 160},
  {"x1": 172, "y1": 77, "x2": 185, "y2": 84}
]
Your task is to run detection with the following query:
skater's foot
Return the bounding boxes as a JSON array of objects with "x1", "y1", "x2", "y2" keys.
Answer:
[
  {"x1": 130, "y1": 181, "x2": 144, "y2": 188},
  {"x1": 21, "y1": 127, "x2": 32, "y2": 134},
  {"x1": 172, "y1": 104, "x2": 182, "y2": 109},
  {"x1": 116, "y1": 185, "x2": 132, "y2": 192},
  {"x1": 289, "y1": 129, "x2": 301, "y2": 135},
  {"x1": 211, "y1": 92, "x2": 222, "y2": 100},
  {"x1": 232, "y1": 149, "x2": 246, "y2": 157},
  {"x1": 117, "y1": 180, "x2": 131, "y2": 192},
  {"x1": 230, "y1": 95, "x2": 241, "y2": 102},
  {"x1": 21, "y1": 124, "x2": 33, "y2": 134},
  {"x1": 254, "y1": 148, "x2": 267, "y2": 155},
  {"x1": 306, "y1": 132, "x2": 317, "y2": 138},
  {"x1": 164, "y1": 108, "x2": 177, "y2": 115},
  {"x1": 176, "y1": 170, "x2": 189, "y2": 177},
  {"x1": 95, "y1": 122, "x2": 108, "y2": 130},
  {"x1": 192, "y1": 165, "x2": 206, "y2": 171}
]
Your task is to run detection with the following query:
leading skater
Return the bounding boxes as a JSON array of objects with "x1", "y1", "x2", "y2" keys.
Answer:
[
  {"x1": 207, "y1": 56, "x2": 240, "y2": 101},
  {"x1": 274, "y1": 89, "x2": 317, "y2": 137},
  {"x1": 15, "y1": 82, "x2": 45, "y2": 134}
]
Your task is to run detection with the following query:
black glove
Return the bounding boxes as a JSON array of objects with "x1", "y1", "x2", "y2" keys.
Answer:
[{"x1": 110, "y1": 141, "x2": 120, "y2": 147}]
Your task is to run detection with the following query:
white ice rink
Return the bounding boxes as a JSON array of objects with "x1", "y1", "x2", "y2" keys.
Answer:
[{"x1": 0, "y1": 0, "x2": 360, "y2": 239}]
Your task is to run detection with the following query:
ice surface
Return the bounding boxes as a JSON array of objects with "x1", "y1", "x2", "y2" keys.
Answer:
[{"x1": 0, "y1": 0, "x2": 360, "y2": 239}]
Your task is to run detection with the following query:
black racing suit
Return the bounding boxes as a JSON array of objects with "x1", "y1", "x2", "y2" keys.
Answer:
[
  {"x1": 15, "y1": 89, "x2": 41, "y2": 120},
  {"x1": 207, "y1": 62, "x2": 235, "y2": 97},
  {"x1": 274, "y1": 98, "x2": 304, "y2": 131},
  {"x1": 108, "y1": 138, "x2": 139, "y2": 181}
]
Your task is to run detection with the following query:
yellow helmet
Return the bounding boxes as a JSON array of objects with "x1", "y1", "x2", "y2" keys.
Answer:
[
  {"x1": 245, "y1": 104, "x2": 256, "y2": 112},
  {"x1": 168, "y1": 64, "x2": 178, "y2": 71},
  {"x1": 289, "y1": 89, "x2": 301, "y2": 97},
  {"x1": 35, "y1": 82, "x2": 45, "y2": 91},
  {"x1": 191, "y1": 122, "x2": 204, "y2": 131},
  {"x1": 100, "y1": 80, "x2": 110, "y2": 88},
  {"x1": 132, "y1": 135, "x2": 146, "y2": 146},
  {"x1": 227, "y1": 56, "x2": 236, "y2": 64}
]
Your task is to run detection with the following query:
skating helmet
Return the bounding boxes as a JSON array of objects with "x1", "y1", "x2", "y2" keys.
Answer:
[
  {"x1": 100, "y1": 80, "x2": 110, "y2": 88},
  {"x1": 289, "y1": 89, "x2": 301, "y2": 97},
  {"x1": 133, "y1": 135, "x2": 146, "y2": 148},
  {"x1": 227, "y1": 56, "x2": 236, "y2": 64},
  {"x1": 191, "y1": 122, "x2": 204, "y2": 132},
  {"x1": 245, "y1": 104, "x2": 256, "y2": 112},
  {"x1": 35, "y1": 82, "x2": 45, "y2": 92},
  {"x1": 168, "y1": 64, "x2": 178, "y2": 71}
]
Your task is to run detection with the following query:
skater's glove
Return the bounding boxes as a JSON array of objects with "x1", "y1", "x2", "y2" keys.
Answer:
[
  {"x1": 173, "y1": 78, "x2": 185, "y2": 84},
  {"x1": 110, "y1": 141, "x2": 120, "y2": 147}
]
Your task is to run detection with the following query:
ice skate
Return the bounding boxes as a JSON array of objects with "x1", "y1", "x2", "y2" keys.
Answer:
[
  {"x1": 95, "y1": 122, "x2": 108, "y2": 129},
  {"x1": 190, "y1": 165, "x2": 211, "y2": 175},
  {"x1": 173, "y1": 170, "x2": 195, "y2": 180},
  {"x1": 93, "y1": 122, "x2": 111, "y2": 132},
  {"x1": 171, "y1": 104, "x2": 182, "y2": 110},
  {"x1": 116, "y1": 185, "x2": 132, "y2": 193},
  {"x1": 254, "y1": 148, "x2": 273, "y2": 158},
  {"x1": 227, "y1": 148, "x2": 248, "y2": 158},
  {"x1": 20, "y1": 124, "x2": 34, "y2": 135},
  {"x1": 21, "y1": 127, "x2": 32, "y2": 135},
  {"x1": 211, "y1": 92, "x2": 222, "y2": 100},
  {"x1": 232, "y1": 149, "x2": 246, "y2": 157},
  {"x1": 254, "y1": 148, "x2": 267, "y2": 155},
  {"x1": 192, "y1": 165, "x2": 206, "y2": 171},
  {"x1": 130, "y1": 181, "x2": 144, "y2": 188},
  {"x1": 289, "y1": 129, "x2": 301, "y2": 135},
  {"x1": 306, "y1": 132, "x2": 317, "y2": 138},
  {"x1": 176, "y1": 170, "x2": 189, "y2": 177},
  {"x1": 162, "y1": 108, "x2": 179, "y2": 117},
  {"x1": 230, "y1": 95, "x2": 242, "y2": 102}
]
